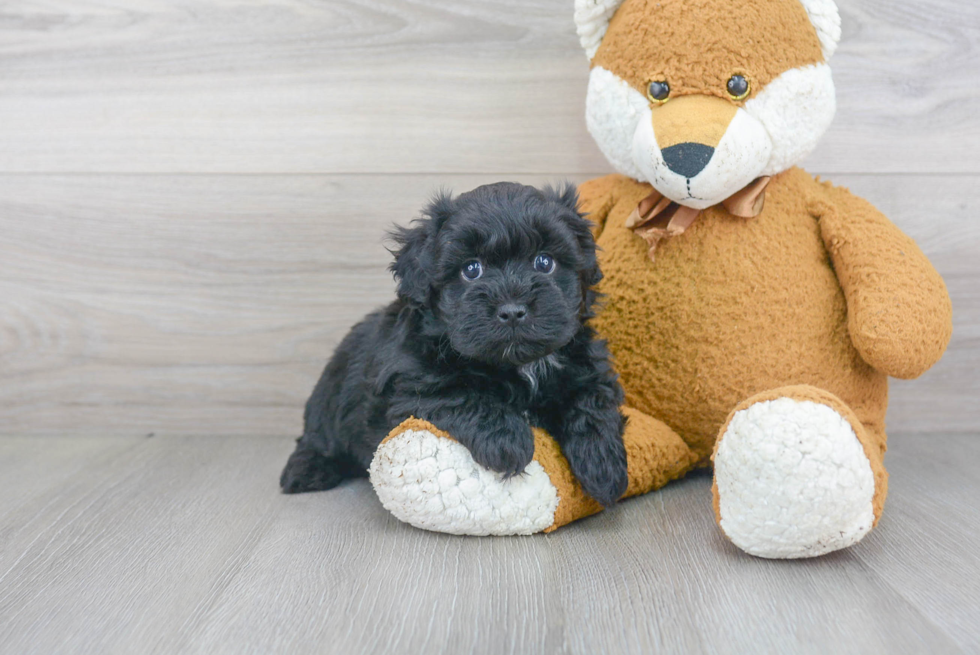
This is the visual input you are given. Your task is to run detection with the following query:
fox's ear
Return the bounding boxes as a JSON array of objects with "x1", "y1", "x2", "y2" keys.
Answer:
[
  {"x1": 574, "y1": 0, "x2": 624, "y2": 60},
  {"x1": 574, "y1": 0, "x2": 841, "y2": 61},
  {"x1": 798, "y1": 0, "x2": 842, "y2": 60}
]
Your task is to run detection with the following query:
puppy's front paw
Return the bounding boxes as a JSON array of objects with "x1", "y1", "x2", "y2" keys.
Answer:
[
  {"x1": 561, "y1": 411, "x2": 628, "y2": 507},
  {"x1": 467, "y1": 415, "x2": 535, "y2": 478}
]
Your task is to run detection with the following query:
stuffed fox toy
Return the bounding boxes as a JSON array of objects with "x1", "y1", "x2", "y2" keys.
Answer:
[{"x1": 368, "y1": 0, "x2": 953, "y2": 558}]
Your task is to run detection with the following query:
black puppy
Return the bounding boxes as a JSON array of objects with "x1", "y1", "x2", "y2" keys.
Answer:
[{"x1": 280, "y1": 182, "x2": 628, "y2": 506}]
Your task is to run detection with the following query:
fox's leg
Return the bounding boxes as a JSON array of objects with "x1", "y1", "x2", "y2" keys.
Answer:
[
  {"x1": 712, "y1": 385, "x2": 887, "y2": 559},
  {"x1": 369, "y1": 407, "x2": 699, "y2": 535}
]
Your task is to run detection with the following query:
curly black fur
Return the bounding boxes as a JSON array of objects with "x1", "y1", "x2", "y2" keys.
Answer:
[{"x1": 280, "y1": 182, "x2": 628, "y2": 506}]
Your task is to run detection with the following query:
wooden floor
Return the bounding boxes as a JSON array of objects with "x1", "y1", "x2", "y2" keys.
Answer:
[
  {"x1": 0, "y1": 433, "x2": 977, "y2": 654},
  {"x1": 2, "y1": 1, "x2": 979, "y2": 653}
]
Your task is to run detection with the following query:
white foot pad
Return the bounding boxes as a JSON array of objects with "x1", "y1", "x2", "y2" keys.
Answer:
[
  {"x1": 714, "y1": 398, "x2": 875, "y2": 559},
  {"x1": 369, "y1": 429, "x2": 559, "y2": 536}
]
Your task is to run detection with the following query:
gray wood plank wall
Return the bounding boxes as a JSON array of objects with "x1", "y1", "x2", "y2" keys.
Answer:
[{"x1": 1, "y1": 0, "x2": 977, "y2": 438}]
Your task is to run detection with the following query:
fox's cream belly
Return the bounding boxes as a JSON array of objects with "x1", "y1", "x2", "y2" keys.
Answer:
[{"x1": 591, "y1": 170, "x2": 887, "y2": 460}]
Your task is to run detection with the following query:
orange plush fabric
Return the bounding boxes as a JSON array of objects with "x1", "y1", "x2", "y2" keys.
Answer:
[
  {"x1": 571, "y1": 169, "x2": 947, "y2": 539},
  {"x1": 814, "y1": 187, "x2": 953, "y2": 380},
  {"x1": 585, "y1": 168, "x2": 913, "y2": 462}
]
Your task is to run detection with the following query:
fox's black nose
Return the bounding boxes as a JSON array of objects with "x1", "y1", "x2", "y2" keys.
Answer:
[
  {"x1": 497, "y1": 304, "x2": 528, "y2": 326},
  {"x1": 661, "y1": 142, "x2": 715, "y2": 178}
]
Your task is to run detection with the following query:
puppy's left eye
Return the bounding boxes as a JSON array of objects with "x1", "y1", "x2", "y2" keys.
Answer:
[{"x1": 533, "y1": 254, "x2": 556, "y2": 274}]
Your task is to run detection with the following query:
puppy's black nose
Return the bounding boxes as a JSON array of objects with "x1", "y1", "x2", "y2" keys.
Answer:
[
  {"x1": 661, "y1": 142, "x2": 715, "y2": 178},
  {"x1": 497, "y1": 304, "x2": 528, "y2": 326}
]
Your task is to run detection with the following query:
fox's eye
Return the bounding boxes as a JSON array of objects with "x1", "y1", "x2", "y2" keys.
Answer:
[
  {"x1": 727, "y1": 74, "x2": 750, "y2": 100},
  {"x1": 533, "y1": 254, "x2": 556, "y2": 274},
  {"x1": 461, "y1": 260, "x2": 483, "y2": 281},
  {"x1": 646, "y1": 80, "x2": 670, "y2": 104}
]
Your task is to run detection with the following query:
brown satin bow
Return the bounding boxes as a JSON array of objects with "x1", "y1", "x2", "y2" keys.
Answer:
[{"x1": 626, "y1": 176, "x2": 771, "y2": 260}]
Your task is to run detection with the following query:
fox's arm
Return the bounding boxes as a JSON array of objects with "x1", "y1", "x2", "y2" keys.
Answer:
[{"x1": 814, "y1": 185, "x2": 952, "y2": 379}]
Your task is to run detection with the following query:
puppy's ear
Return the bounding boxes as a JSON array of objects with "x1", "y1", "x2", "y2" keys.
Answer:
[
  {"x1": 542, "y1": 181, "x2": 580, "y2": 214},
  {"x1": 544, "y1": 182, "x2": 603, "y2": 288},
  {"x1": 388, "y1": 191, "x2": 454, "y2": 306}
]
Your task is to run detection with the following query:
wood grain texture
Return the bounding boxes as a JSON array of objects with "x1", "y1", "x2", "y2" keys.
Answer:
[
  {"x1": 1, "y1": 173, "x2": 976, "y2": 438},
  {"x1": 0, "y1": 0, "x2": 978, "y2": 174},
  {"x1": 0, "y1": 433, "x2": 976, "y2": 654}
]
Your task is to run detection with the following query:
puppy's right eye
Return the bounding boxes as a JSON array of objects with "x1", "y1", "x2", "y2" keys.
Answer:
[
  {"x1": 461, "y1": 260, "x2": 483, "y2": 281},
  {"x1": 533, "y1": 254, "x2": 556, "y2": 274}
]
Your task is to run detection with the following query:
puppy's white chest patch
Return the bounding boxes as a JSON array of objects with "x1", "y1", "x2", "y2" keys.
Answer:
[{"x1": 518, "y1": 354, "x2": 563, "y2": 396}]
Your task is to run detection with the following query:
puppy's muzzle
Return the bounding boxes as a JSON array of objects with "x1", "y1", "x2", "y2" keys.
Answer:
[{"x1": 497, "y1": 303, "x2": 528, "y2": 327}]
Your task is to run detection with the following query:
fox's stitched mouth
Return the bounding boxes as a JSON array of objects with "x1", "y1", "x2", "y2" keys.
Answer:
[
  {"x1": 682, "y1": 181, "x2": 706, "y2": 203},
  {"x1": 683, "y1": 178, "x2": 707, "y2": 203}
]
